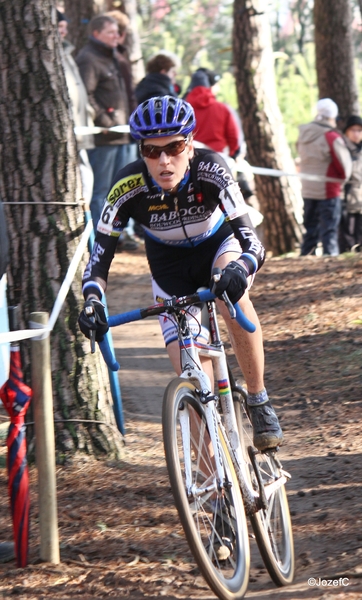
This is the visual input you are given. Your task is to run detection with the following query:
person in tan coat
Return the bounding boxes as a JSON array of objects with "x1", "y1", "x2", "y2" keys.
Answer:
[{"x1": 297, "y1": 98, "x2": 352, "y2": 256}]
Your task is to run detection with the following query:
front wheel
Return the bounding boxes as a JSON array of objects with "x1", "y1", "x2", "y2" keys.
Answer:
[
  {"x1": 162, "y1": 378, "x2": 250, "y2": 600},
  {"x1": 233, "y1": 388, "x2": 294, "y2": 586}
]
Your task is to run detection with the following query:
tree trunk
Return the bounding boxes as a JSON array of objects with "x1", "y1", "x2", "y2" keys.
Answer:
[
  {"x1": 233, "y1": 0, "x2": 303, "y2": 256},
  {"x1": 314, "y1": 0, "x2": 359, "y2": 125},
  {"x1": 121, "y1": 0, "x2": 145, "y2": 84},
  {"x1": 63, "y1": 0, "x2": 102, "y2": 57},
  {"x1": 0, "y1": 0, "x2": 123, "y2": 459}
]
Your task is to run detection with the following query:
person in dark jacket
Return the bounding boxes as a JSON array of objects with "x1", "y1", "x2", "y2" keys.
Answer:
[
  {"x1": 76, "y1": 15, "x2": 138, "y2": 229},
  {"x1": 105, "y1": 10, "x2": 137, "y2": 114},
  {"x1": 339, "y1": 115, "x2": 362, "y2": 252},
  {"x1": 135, "y1": 52, "x2": 180, "y2": 104}
]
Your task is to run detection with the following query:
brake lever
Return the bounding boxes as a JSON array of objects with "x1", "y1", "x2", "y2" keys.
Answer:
[
  {"x1": 211, "y1": 267, "x2": 236, "y2": 319},
  {"x1": 85, "y1": 304, "x2": 96, "y2": 353},
  {"x1": 222, "y1": 291, "x2": 236, "y2": 319}
]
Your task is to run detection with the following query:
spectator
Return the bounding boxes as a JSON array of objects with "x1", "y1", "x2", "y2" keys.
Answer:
[
  {"x1": 135, "y1": 51, "x2": 180, "y2": 104},
  {"x1": 183, "y1": 67, "x2": 220, "y2": 97},
  {"x1": 104, "y1": 10, "x2": 137, "y2": 111},
  {"x1": 297, "y1": 98, "x2": 352, "y2": 256},
  {"x1": 184, "y1": 69, "x2": 240, "y2": 159},
  {"x1": 0, "y1": 197, "x2": 16, "y2": 564},
  {"x1": 104, "y1": 9, "x2": 140, "y2": 250},
  {"x1": 339, "y1": 115, "x2": 362, "y2": 252},
  {"x1": 57, "y1": 10, "x2": 95, "y2": 205},
  {"x1": 75, "y1": 15, "x2": 138, "y2": 239}
]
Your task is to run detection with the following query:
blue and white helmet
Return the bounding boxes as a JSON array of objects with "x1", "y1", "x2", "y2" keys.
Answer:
[{"x1": 129, "y1": 96, "x2": 196, "y2": 140}]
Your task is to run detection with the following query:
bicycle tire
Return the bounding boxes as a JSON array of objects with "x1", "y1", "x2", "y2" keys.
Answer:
[
  {"x1": 162, "y1": 377, "x2": 250, "y2": 600},
  {"x1": 233, "y1": 389, "x2": 294, "y2": 586}
]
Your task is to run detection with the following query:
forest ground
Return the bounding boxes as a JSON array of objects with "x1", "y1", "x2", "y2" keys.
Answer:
[{"x1": 0, "y1": 248, "x2": 362, "y2": 599}]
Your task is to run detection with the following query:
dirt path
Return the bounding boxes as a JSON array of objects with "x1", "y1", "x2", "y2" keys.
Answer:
[{"x1": 1, "y1": 249, "x2": 362, "y2": 599}]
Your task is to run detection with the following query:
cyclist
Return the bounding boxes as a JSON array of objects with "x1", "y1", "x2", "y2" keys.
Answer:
[{"x1": 78, "y1": 95, "x2": 283, "y2": 451}]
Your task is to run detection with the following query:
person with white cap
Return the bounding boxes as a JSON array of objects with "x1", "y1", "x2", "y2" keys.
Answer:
[{"x1": 297, "y1": 98, "x2": 352, "y2": 256}]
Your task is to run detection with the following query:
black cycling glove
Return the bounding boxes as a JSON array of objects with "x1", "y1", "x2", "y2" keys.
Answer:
[
  {"x1": 78, "y1": 299, "x2": 109, "y2": 342},
  {"x1": 210, "y1": 261, "x2": 248, "y2": 305}
]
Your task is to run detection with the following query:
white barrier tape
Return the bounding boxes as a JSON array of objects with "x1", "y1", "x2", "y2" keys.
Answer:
[
  {"x1": 74, "y1": 125, "x2": 130, "y2": 136},
  {"x1": 0, "y1": 328, "x2": 50, "y2": 344},
  {"x1": 242, "y1": 164, "x2": 345, "y2": 184},
  {"x1": 28, "y1": 321, "x2": 50, "y2": 341},
  {"x1": 74, "y1": 126, "x2": 345, "y2": 185},
  {"x1": 0, "y1": 219, "x2": 93, "y2": 345},
  {"x1": 48, "y1": 219, "x2": 93, "y2": 332}
]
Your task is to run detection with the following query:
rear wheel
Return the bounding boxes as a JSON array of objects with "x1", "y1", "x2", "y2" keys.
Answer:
[
  {"x1": 232, "y1": 381, "x2": 294, "y2": 586},
  {"x1": 163, "y1": 378, "x2": 250, "y2": 600}
]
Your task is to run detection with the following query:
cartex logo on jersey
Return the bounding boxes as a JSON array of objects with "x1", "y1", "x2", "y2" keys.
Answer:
[
  {"x1": 148, "y1": 204, "x2": 169, "y2": 211},
  {"x1": 108, "y1": 174, "x2": 146, "y2": 206}
]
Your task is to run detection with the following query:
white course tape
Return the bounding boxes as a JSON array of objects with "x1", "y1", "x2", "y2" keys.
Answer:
[
  {"x1": 74, "y1": 126, "x2": 344, "y2": 185},
  {"x1": 247, "y1": 164, "x2": 344, "y2": 184},
  {"x1": 74, "y1": 124, "x2": 130, "y2": 136},
  {"x1": 0, "y1": 219, "x2": 93, "y2": 344},
  {"x1": 28, "y1": 320, "x2": 50, "y2": 341}
]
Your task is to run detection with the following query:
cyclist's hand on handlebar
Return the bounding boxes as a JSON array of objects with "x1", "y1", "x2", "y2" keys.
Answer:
[
  {"x1": 210, "y1": 261, "x2": 248, "y2": 305},
  {"x1": 78, "y1": 299, "x2": 109, "y2": 342}
]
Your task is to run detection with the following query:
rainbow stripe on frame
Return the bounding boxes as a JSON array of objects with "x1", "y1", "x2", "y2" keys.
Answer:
[{"x1": 218, "y1": 379, "x2": 230, "y2": 396}]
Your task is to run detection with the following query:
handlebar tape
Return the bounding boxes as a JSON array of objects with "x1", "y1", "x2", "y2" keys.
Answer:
[{"x1": 198, "y1": 290, "x2": 256, "y2": 333}]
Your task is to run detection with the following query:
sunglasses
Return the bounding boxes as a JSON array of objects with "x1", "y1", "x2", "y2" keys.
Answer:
[{"x1": 140, "y1": 138, "x2": 189, "y2": 159}]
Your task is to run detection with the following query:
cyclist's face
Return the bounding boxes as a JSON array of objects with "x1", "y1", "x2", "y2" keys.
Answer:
[{"x1": 142, "y1": 135, "x2": 193, "y2": 191}]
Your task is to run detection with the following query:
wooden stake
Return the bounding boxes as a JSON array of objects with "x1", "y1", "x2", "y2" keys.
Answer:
[{"x1": 30, "y1": 312, "x2": 59, "y2": 564}]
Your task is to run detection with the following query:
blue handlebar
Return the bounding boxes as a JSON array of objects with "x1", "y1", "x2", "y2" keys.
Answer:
[
  {"x1": 197, "y1": 290, "x2": 256, "y2": 333},
  {"x1": 234, "y1": 304, "x2": 256, "y2": 333},
  {"x1": 108, "y1": 309, "x2": 142, "y2": 327},
  {"x1": 97, "y1": 290, "x2": 256, "y2": 370},
  {"x1": 98, "y1": 338, "x2": 120, "y2": 371}
]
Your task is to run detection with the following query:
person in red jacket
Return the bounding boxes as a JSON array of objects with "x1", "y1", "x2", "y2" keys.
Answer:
[{"x1": 185, "y1": 69, "x2": 241, "y2": 159}]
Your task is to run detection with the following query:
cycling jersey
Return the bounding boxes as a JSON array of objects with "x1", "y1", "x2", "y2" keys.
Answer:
[{"x1": 82, "y1": 147, "x2": 265, "y2": 293}]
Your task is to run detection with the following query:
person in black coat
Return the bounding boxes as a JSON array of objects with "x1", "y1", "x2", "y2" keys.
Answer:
[{"x1": 135, "y1": 52, "x2": 180, "y2": 104}]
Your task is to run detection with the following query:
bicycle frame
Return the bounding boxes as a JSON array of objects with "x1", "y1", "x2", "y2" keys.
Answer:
[
  {"x1": 95, "y1": 288, "x2": 287, "y2": 515},
  {"x1": 175, "y1": 298, "x2": 263, "y2": 516},
  {"x1": 92, "y1": 286, "x2": 294, "y2": 593}
]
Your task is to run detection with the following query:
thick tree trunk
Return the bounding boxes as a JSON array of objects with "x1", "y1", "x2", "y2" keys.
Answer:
[
  {"x1": 314, "y1": 0, "x2": 359, "y2": 125},
  {"x1": 0, "y1": 0, "x2": 122, "y2": 459},
  {"x1": 233, "y1": 0, "x2": 303, "y2": 256}
]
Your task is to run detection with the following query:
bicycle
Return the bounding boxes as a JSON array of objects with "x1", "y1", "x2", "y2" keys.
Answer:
[{"x1": 88, "y1": 270, "x2": 294, "y2": 600}]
